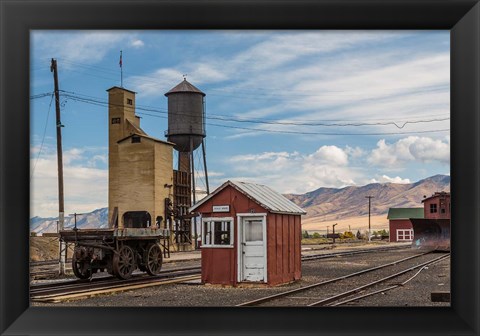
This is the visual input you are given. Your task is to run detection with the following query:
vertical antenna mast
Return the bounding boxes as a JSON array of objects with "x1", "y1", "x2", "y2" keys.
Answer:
[
  {"x1": 50, "y1": 58, "x2": 66, "y2": 275},
  {"x1": 119, "y1": 50, "x2": 123, "y2": 87}
]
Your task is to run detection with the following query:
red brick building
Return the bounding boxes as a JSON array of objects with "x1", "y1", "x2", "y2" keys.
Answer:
[
  {"x1": 387, "y1": 208, "x2": 424, "y2": 242},
  {"x1": 189, "y1": 180, "x2": 306, "y2": 287}
]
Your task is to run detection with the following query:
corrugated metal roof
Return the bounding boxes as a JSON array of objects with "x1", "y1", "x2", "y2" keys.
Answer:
[
  {"x1": 165, "y1": 79, "x2": 205, "y2": 96},
  {"x1": 387, "y1": 208, "x2": 424, "y2": 220},
  {"x1": 190, "y1": 180, "x2": 306, "y2": 215}
]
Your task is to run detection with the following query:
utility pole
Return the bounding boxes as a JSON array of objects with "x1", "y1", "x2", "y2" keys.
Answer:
[
  {"x1": 51, "y1": 58, "x2": 66, "y2": 275},
  {"x1": 332, "y1": 223, "x2": 338, "y2": 244},
  {"x1": 365, "y1": 196, "x2": 374, "y2": 242}
]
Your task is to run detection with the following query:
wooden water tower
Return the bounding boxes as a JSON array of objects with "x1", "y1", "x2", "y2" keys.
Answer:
[{"x1": 165, "y1": 79, "x2": 210, "y2": 249}]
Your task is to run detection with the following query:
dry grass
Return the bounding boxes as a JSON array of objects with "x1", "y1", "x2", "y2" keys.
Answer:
[
  {"x1": 30, "y1": 236, "x2": 74, "y2": 261},
  {"x1": 302, "y1": 214, "x2": 389, "y2": 234}
]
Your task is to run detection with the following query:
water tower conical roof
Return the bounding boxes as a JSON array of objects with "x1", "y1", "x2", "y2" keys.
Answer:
[{"x1": 165, "y1": 79, "x2": 205, "y2": 96}]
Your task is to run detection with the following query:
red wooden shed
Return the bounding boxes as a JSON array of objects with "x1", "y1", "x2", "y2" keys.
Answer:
[
  {"x1": 189, "y1": 180, "x2": 306, "y2": 286},
  {"x1": 387, "y1": 208, "x2": 424, "y2": 242}
]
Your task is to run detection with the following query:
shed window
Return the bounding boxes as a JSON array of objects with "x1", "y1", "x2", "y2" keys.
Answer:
[
  {"x1": 202, "y1": 217, "x2": 233, "y2": 247},
  {"x1": 111, "y1": 117, "x2": 121, "y2": 124},
  {"x1": 131, "y1": 136, "x2": 141, "y2": 143},
  {"x1": 430, "y1": 203, "x2": 438, "y2": 213},
  {"x1": 127, "y1": 98, "x2": 133, "y2": 105}
]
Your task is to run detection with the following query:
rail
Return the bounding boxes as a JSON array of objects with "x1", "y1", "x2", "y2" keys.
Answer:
[{"x1": 236, "y1": 251, "x2": 445, "y2": 307}]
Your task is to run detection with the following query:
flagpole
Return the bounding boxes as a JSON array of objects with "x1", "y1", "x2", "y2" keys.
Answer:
[{"x1": 119, "y1": 50, "x2": 123, "y2": 87}]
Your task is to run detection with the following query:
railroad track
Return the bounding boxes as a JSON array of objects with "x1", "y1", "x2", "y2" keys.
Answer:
[
  {"x1": 301, "y1": 244, "x2": 411, "y2": 262},
  {"x1": 29, "y1": 244, "x2": 407, "y2": 279},
  {"x1": 30, "y1": 245, "x2": 417, "y2": 303},
  {"x1": 236, "y1": 251, "x2": 449, "y2": 307},
  {"x1": 31, "y1": 266, "x2": 201, "y2": 303},
  {"x1": 30, "y1": 259, "x2": 73, "y2": 267}
]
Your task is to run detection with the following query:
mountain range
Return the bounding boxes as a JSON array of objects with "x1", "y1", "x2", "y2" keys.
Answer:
[
  {"x1": 30, "y1": 174, "x2": 450, "y2": 234},
  {"x1": 30, "y1": 207, "x2": 108, "y2": 235},
  {"x1": 285, "y1": 174, "x2": 450, "y2": 221}
]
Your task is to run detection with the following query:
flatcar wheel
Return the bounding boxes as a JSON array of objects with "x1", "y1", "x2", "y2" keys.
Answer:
[
  {"x1": 113, "y1": 245, "x2": 135, "y2": 279},
  {"x1": 145, "y1": 244, "x2": 163, "y2": 276},
  {"x1": 72, "y1": 253, "x2": 91, "y2": 279}
]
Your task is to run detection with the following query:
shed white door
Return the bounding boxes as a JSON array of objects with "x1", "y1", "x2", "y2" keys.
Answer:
[{"x1": 240, "y1": 217, "x2": 266, "y2": 282}]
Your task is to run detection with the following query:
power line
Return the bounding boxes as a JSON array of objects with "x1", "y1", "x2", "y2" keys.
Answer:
[
  {"x1": 36, "y1": 88, "x2": 449, "y2": 124},
  {"x1": 32, "y1": 90, "x2": 450, "y2": 136},
  {"x1": 30, "y1": 92, "x2": 54, "y2": 100},
  {"x1": 137, "y1": 111, "x2": 449, "y2": 136},
  {"x1": 203, "y1": 123, "x2": 450, "y2": 136},
  {"x1": 56, "y1": 91, "x2": 450, "y2": 130},
  {"x1": 31, "y1": 93, "x2": 55, "y2": 180}
]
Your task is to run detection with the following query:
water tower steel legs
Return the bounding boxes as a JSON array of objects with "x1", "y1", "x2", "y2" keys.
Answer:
[
  {"x1": 202, "y1": 139, "x2": 210, "y2": 195},
  {"x1": 190, "y1": 136, "x2": 198, "y2": 246}
]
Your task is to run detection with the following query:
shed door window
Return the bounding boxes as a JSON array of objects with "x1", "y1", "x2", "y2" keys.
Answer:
[
  {"x1": 244, "y1": 219, "x2": 263, "y2": 242},
  {"x1": 202, "y1": 218, "x2": 233, "y2": 247}
]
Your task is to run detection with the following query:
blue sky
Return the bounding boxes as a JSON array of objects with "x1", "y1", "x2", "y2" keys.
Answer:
[{"x1": 30, "y1": 30, "x2": 450, "y2": 218}]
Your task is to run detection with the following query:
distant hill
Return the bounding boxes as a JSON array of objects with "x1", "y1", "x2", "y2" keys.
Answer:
[
  {"x1": 285, "y1": 174, "x2": 450, "y2": 222},
  {"x1": 30, "y1": 174, "x2": 450, "y2": 234}
]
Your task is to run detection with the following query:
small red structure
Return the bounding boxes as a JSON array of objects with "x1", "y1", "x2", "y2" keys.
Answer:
[
  {"x1": 411, "y1": 191, "x2": 451, "y2": 251},
  {"x1": 422, "y1": 191, "x2": 451, "y2": 220},
  {"x1": 189, "y1": 180, "x2": 306, "y2": 286},
  {"x1": 387, "y1": 208, "x2": 424, "y2": 242}
]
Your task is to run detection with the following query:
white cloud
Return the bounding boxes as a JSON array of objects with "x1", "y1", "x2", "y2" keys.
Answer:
[
  {"x1": 30, "y1": 145, "x2": 108, "y2": 217},
  {"x1": 33, "y1": 31, "x2": 125, "y2": 65},
  {"x1": 371, "y1": 175, "x2": 411, "y2": 184},
  {"x1": 226, "y1": 145, "x2": 358, "y2": 193},
  {"x1": 345, "y1": 146, "x2": 365, "y2": 158},
  {"x1": 368, "y1": 136, "x2": 450, "y2": 168},
  {"x1": 130, "y1": 39, "x2": 145, "y2": 48},
  {"x1": 222, "y1": 134, "x2": 449, "y2": 194},
  {"x1": 306, "y1": 146, "x2": 348, "y2": 166},
  {"x1": 32, "y1": 31, "x2": 147, "y2": 70}
]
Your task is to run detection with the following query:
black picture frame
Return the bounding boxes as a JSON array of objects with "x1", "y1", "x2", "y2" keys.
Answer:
[{"x1": 1, "y1": 0, "x2": 479, "y2": 335}]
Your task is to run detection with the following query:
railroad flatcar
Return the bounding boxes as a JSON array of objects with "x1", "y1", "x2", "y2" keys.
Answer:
[{"x1": 60, "y1": 227, "x2": 169, "y2": 280}]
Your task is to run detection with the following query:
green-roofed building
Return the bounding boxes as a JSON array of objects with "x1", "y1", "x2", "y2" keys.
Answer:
[{"x1": 387, "y1": 208, "x2": 424, "y2": 242}]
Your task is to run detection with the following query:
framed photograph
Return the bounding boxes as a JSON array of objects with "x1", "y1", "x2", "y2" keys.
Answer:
[{"x1": 1, "y1": 0, "x2": 479, "y2": 335}]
